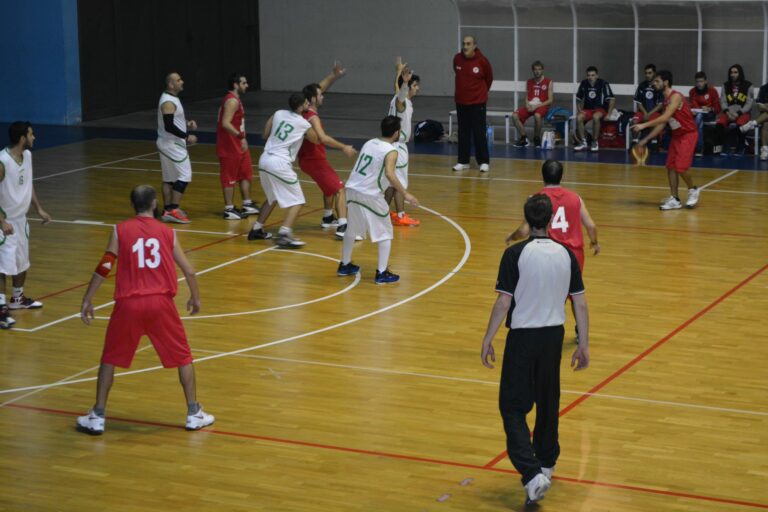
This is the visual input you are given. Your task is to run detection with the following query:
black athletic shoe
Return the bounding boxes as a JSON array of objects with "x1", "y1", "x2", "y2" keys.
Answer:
[
  {"x1": 0, "y1": 305, "x2": 15, "y2": 329},
  {"x1": 335, "y1": 223, "x2": 347, "y2": 239},
  {"x1": 374, "y1": 269, "x2": 400, "y2": 284},
  {"x1": 321, "y1": 215, "x2": 339, "y2": 228},
  {"x1": 534, "y1": 136, "x2": 542, "y2": 148},
  {"x1": 240, "y1": 203, "x2": 260, "y2": 216},
  {"x1": 514, "y1": 136, "x2": 530, "y2": 148},
  {"x1": 337, "y1": 261, "x2": 360, "y2": 276},
  {"x1": 247, "y1": 228, "x2": 273, "y2": 240},
  {"x1": 223, "y1": 207, "x2": 244, "y2": 220}
]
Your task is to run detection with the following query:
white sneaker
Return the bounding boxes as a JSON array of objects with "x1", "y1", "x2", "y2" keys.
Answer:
[
  {"x1": 479, "y1": 163, "x2": 490, "y2": 173},
  {"x1": 186, "y1": 406, "x2": 215, "y2": 431},
  {"x1": 524, "y1": 473, "x2": 551, "y2": 504},
  {"x1": 686, "y1": 187, "x2": 700, "y2": 208},
  {"x1": 739, "y1": 120, "x2": 757, "y2": 134},
  {"x1": 541, "y1": 465, "x2": 555, "y2": 480},
  {"x1": 573, "y1": 142, "x2": 588, "y2": 152},
  {"x1": 452, "y1": 163, "x2": 469, "y2": 172},
  {"x1": 590, "y1": 142, "x2": 599, "y2": 152},
  {"x1": 760, "y1": 146, "x2": 768, "y2": 161},
  {"x1": 76, "y1": 410, "x2": 105, "y2": 435},
  {"x1": 659, "y1": 196, "x2": 683, "y2": 211}
]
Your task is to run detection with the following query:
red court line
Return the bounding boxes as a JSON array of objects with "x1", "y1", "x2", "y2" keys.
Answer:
[
  {"x1": 485, "y1": 262, "x2": 768, "y2": 468},
  {"x1": 5, "y1": 403, "x2": 767, "y2": 510},
  {"x1": 35, "y1": 207, "x2": 323, "y2": 301}
]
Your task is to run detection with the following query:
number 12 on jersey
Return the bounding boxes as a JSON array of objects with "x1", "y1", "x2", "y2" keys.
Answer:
[
  {"x1": 353, "y1": 154, "x2": 373, "y2": 176},
  {"x1": 551, "y1": 206, "x2": 569, "y2": 233},
  {"x1": 132, "y1": 237, "x2": 161, "y2": 269}
]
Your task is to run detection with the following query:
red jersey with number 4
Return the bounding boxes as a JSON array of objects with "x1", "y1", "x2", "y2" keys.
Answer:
[
  {"x1": 216, "y1": 92, "x2": 246, "y2": 157},
  {"x1": 527, "y1": 77, "x2": 552, "y2": 103},
  {"x1": 298, "y1": 109, "x2": 326, "y2": 161},
  {"x1": 540, "y1": 186, "x2": 583, "y2": 252},
  {"x1": 664, "y1": 90, "x2": 697, "y2": 134},
  {"x1": 114, "y1": 216, "x2": 178, "y2": 299}
]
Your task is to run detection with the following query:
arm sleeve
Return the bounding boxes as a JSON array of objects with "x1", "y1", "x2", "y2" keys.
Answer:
[
  {"x1": 568, "y1": 249, "x2": 585, "y2": 295},
  {"x1": 163, "y1": 113, "x2": 188, "y2": 139},
  {"x1": 495, "y1": 248, "x2": 519, "y2": 296}
]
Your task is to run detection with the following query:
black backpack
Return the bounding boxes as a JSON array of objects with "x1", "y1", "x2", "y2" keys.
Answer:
[{"x1": 414, "y1": 119, "x2": 445, "y2": 142}]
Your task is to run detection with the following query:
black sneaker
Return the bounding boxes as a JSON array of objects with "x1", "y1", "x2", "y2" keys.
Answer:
[
  {"x1": 275, "y1": 232, "x2": 306, "y2": 249},
  {"x1": 321, "y1": 215, "x2": 339, "y2": 228},
  {"x1": 514, "y1": 136, "x2": 529, "y2": 148},
  {"x1": 337, "y1": 261, "x2": 360, "y2": 276},
  {"x1": 240, "y1": 203, "x2": 260, "y2": 216},
  {"x1": 534, "y1": 136, "x2": 542, "y2": 148},
  {"x1": 223, "y1": 207, "x2": 244, "y2": 220},
  {"x1": 0, "y1": 305, "x2": 15, "y2": 329},
  {"x1": 335, "y1": 223, "x2": 347, "y2": 239},
  {"x1": 374, "y1": 269, "x2": 400, "y2": 284},
  {"x1": 247, "y1": 228, "x2": 273, "y2": 240}
]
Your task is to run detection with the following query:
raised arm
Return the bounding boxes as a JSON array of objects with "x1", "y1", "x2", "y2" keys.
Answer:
[
  {"x1": 172, "y1": 235, "x2": 201, "y2": 315},
  {"x1": 318, "y1": 61, "x2": 347, "y2": 93}
]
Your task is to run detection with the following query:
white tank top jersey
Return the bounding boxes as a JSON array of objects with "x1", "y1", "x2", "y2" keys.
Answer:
[
  {"x1": 264, "y1": 110, "x2": 312, "y2": 163},
  {"x1": 388, "y1": 96, "x2": 413, "y2": 143},
  {"x1": 156, "y1": 92, "x2": 187, "y2": 147},
  {"x1": 0, "y1": 148, "x2": 33, "y2": 219},
  {"x1": 345, "y1": 138, "x2": 397, "y2": 197}
]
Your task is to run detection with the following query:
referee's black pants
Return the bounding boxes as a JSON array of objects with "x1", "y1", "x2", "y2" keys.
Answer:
[
  {"x1": 498, "y1": 325, "x2": 564, "y2": 485},
  {"x1": 456, "y1": 103, "x2": 489, "y2": 165}
]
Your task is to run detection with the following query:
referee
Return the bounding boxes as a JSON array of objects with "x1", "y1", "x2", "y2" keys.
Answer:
[{"x1": 480, "y1": 193, "x2": 590, "y2": 505}]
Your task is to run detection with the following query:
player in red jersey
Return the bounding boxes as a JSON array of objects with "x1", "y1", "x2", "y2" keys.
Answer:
[
  {"x1": 76, "y1": 185, "x2": 214, "y2": 435},
  {"x1": 512, "y1": 61, "x2": 553, "y2": 148},
  {"x1": 633, "y1": 70, "x2": 701, "y2": 210},
  {"x1": 217, "y1": 73, "x2": 260, "y2": 220},
  {"x1": 506, "y1": 160, "x2": 599, "y2": 341},
  {"x1": 299, "y1": 61, "x2": 358, "y2": 238}
]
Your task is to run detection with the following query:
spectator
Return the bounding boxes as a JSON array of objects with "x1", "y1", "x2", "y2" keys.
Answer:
[
  {"x1": 452, "y1": 35, "x2": 494, "y2": 173},
  {"x1": 738, "y1": 81, "x2": 768, "y2": 160},
  {"x1": 688, "y1": 71, "x2": 721, "y2": 156},
  {"x1": 629, "y1": 64, "x2": 663, "y2": 143},
  {"x1": 574, "y1": 66, "x2": 615, "y2": 152},
  {"x1": 512, "y1": 61, "x2": 553, "y2": 148},
  {"x1": 716, "y1": 64, "x2": 752, "y2": 155}
]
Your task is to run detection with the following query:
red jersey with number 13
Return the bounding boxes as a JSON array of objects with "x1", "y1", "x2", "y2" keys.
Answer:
[
  {"x1": 527, "y1": 77, "x2": 552, "y2": 103},
  {"x1": 539, "y1": 186, "x2": 583, "y2": 252},
  {"x1": 216, "y1": 92, "x2": 246, "y2": 157},
  {"x1": 114, "y1": 216, "x2": 178, "y2": 299}
]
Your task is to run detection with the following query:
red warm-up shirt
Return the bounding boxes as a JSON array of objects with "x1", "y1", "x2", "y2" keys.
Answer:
[
  {"x1": 688, "y1": 85, "x2": 721, "y2": 114},
  {"x1": 453, "y1": 49, "x2": 493, "y2": 105}
]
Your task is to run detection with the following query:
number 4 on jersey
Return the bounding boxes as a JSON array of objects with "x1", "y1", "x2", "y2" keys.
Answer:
[{"x1": 551, "y1": 206, "x2": 569, "y2": 233}]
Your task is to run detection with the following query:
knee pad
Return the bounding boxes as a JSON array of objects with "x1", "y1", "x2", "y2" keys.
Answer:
[{"x1": 172, "y1": 180, "x2": 189, "y2": 194}]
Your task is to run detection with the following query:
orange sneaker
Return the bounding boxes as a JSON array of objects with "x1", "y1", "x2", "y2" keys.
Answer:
[
  {"x1": 392, "y1": 213, "x2": 420, "y2": 226},
  {"x1": 161, "y1": 208, "x2": 191, "y2": 224}
]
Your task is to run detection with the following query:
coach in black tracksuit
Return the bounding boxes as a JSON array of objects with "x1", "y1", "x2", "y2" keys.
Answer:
[{"x1": 481, "y1": 193, "x2": 590, "y2": 504}]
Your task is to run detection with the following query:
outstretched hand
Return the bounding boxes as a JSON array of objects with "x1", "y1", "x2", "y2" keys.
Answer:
[{"x1": 333, "y1": 60, "x2": 347, "y2": 78}]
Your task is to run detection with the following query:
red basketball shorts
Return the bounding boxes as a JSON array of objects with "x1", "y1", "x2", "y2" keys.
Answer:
[
  {"x1": 515, "y1": 105, "x2": 549, "y2": 124},
  {"x1": 219, "y1": 151, "x2": 254, "y2": 187},
  {"x1": 580, "y1": 108, "x2": 607, "y2": 122},
  {"x1": 101, "y1": 294, "x2": 192, "y2": 368},
  {"x1": 716, "y1": 112, "x2": 751, "y2": 127},
  {"x1": 666, "y1": 131, "x2": 698, "y2": 173},
  {"x1": 299, "y1": 158, "x2": 344, "y2": 196}
]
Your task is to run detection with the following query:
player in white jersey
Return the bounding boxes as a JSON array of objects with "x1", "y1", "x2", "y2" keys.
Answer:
[
  {"x1": 247, "y1": 93, "x2": 318, "y2": 248},
  {"x1": 0, "y1": 122, "x2": 52, "y2": 329},
  {"x1": 157, "y1": 72, "x2": 198, "y2": 224},
  {"x1": 387, "y1": 57, "x2": 421, "y2": 227},
  {"x1": 338, "y1": 116, "x2": 419, "y2": 284}
]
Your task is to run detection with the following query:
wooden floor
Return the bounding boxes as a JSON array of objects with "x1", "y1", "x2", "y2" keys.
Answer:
[{"x1": 1, "y1": 138, "x2": 767, "y2": 511}]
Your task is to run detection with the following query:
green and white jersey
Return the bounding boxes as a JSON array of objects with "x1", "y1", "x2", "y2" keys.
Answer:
[
  {"x1": 388, "y1": 96, "x2": 413, "y2": 143},
  {"x1": 346, "y1": 138, "x2": 397, "y2": 197},
  {"x1": 0, "y1": 148, "x2": 33, "y2": 219},
  {"x1": 264, "y1": 110, "x2": 311, "y2": 163}
]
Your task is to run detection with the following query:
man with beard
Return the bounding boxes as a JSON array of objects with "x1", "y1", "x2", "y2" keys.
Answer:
[
  {"x1": 216, "y1": 73, "x2": 261, "y2": 220},
  {"x1": 715, "y1": 64, "x2": 753, "y2": 155},
  {"x1": 0, "y1": 122, "x2": 52, "y2": 329},
  {"x1": 512, "y1": 61, "x2": 553, "y2": 149}
]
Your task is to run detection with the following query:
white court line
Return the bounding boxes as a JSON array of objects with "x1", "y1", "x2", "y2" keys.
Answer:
[
  {"x1": 0, "y1": 203, "x2": 471, "y2": 395},
  {"x1": 28, "y1": 217, "x2": 239, "y2": 237},
  {"x1": 34, "y1": 151, "x2": 160, "y2": 181},
  {"x1": 91, "y1": 251, "x2": 361, "y2": 321},
  {"x1": 191, "y1": 349, "x2": 768, "y2": 418},
  {"x1": 699, "y1": 169, "x2": 740, "y2": 190},
  {"x1": 10, "y1": 246, "x2": 276, "y2": 333}
]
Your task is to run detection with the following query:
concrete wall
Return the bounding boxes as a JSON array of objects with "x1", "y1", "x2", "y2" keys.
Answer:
[
  {"x1": 0, "y1": 0, "x2": 81, "y2": 124},
  {"x1": 258, "y1": 0, "x2": 459, "y2": 96}
]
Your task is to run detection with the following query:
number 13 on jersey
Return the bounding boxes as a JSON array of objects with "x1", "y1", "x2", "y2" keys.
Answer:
[
  {"x1": 132, "y1": 237, "x2": 161, "y2": 269},
  {"x1": 551, "y1": 206, "x2": 569, "y2": 233}
]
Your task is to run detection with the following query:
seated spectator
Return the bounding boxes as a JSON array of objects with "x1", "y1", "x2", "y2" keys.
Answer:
[
  {"x1": 688, "y1": 71, "x2": 721, "y2": 155},
  {"x1": 574, "y1": 66, "x2": 615, "y2": 152},
  {"x1": 716, "y1": 64, "x2": 753, "y2": 155},
  {"x1": 512, "y1": 60, "x2": 553, "y2": 148},
  {"x1": 739, "y1": 81, "x2": 768, "y2": 160},
  {"x1": 630, "y1": 64, "x2": 663, "y2": 142}
]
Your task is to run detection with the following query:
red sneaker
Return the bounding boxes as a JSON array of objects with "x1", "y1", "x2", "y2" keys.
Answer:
[
  {"x1": 392, "y1": 213, "x2": 420, "y2": 226},
  {"x1": 161, "y1": 208, "x2": 191, "y2": 224}
]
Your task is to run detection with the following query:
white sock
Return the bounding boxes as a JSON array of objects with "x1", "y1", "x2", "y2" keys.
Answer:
[
  {"x1": 12, "y1": 287, "x2": 22, "y2": 299},
  {"x1": 243, "y1": 199, "x2": 254, "y2": 205},
  {"x1": 324, "y1": 209, "x2": 334, "y2": 217},
  {"x1": 278, "y1": 226, "x2": 291, "y2": 236},
  {"x1": 341, "y1": 230, "x2": 355, "y2": 264},
  {"x1": 251, "y1": 221, "x2": 263, "y2": 230},
  {"x1": 377, "y1": 239, "x2": 392, "y2": 272},
  {"x1": 225, "y1": 204, "x2": 234, "y2": 210},
  {"x1": 0, "y1": 294, "x2": 5, "y2": 305},
  {"x1": 397, "y1": 211, "x2": 405, "y2": 218},
  {"x1": 337, "y1": 217, "x2": 347, "y2": 226}
]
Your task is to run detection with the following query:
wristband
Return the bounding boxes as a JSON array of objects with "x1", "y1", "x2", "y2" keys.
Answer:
[{"x1": 94, "y1": 251, "x2": 117, "y2": 278}]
